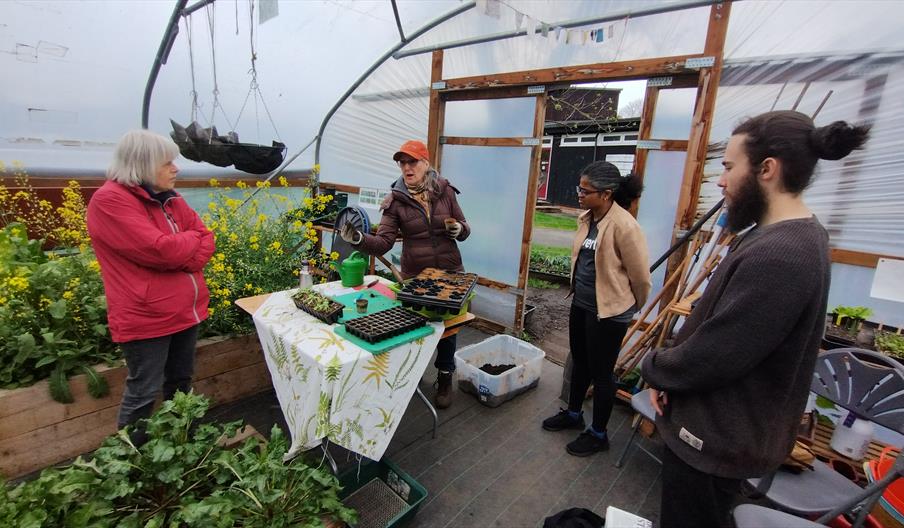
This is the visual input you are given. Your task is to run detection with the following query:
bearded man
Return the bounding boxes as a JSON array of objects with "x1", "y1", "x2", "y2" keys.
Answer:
[{"x1": 640, "y1": 111, "x2": 870, "y2": 528}]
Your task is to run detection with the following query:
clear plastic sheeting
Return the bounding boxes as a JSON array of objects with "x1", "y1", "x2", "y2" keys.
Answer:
[
  {"x1": 440, "y1": 144, "x2": 532, "y2": 286},
  {"x1": 697, "y1": 0, "x2": 904, "y2": 258}
]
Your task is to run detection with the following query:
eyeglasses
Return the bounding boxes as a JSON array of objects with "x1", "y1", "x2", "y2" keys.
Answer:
[
  {"x1": 397, "y1": 159, "x2": 421, "y2": 168},
  {"x1": 575, "y1": 186, "x2": 604, "y2": 196}
]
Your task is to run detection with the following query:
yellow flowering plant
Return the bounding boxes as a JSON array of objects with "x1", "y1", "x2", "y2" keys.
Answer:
[
  {"x1": 202, "y1": 177, "x2": 337, "y2": 335},
  {"x1": 0, "y1": 169, "x2": 114, "y2": 401}
]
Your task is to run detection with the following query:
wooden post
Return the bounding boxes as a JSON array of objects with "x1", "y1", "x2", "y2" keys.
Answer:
[
  {"x1": 514, "y1": 93, "x2": 548, "y2": 331},
  {"x1": 660, "y1": 1, "x2": 731, "y2": 309},
  {"x1": 628, "y1": 84, "x2": 660, "y2": 218},
  {"x1": 427, "y1": 50, "x2": 445, "y2": 168}
]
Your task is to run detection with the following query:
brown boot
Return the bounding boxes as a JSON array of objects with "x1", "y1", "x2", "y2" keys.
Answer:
[{"x1": 435, "y1": 370, "x2": 454, "y2": 409}]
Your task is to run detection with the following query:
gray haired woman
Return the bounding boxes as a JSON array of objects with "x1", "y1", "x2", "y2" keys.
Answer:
[{"x1": 87, "y1": 129, "x2": 215, "y2": 442}]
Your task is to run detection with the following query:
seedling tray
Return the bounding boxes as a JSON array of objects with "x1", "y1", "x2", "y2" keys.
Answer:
[
  {"x1": 332, "y1": 290, "x2": 400, "y2": 323},
  {"x1": 341, "y1": 306, "x2": 428, "y2": 341},
  {"x1": 338, "y1": 459, "x2": 427, "y2": 528},
  {"x1": 396, "y1": 268, "x2": 478, "y2": 314},
  {"x1": 292, "y1": 290, "x2": 344, "y2": 324}
]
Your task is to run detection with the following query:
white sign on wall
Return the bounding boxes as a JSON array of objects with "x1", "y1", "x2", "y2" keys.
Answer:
[{"x1": 870, "y1": 258, "x2": 904, "y2": 303}]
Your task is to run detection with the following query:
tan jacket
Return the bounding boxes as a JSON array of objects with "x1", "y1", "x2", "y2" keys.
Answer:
[{"x1": 569, "y1": 202, "x2": 651, "y2": 319}]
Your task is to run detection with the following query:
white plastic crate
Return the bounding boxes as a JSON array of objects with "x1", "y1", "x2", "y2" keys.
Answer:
[{"x1": 454, "y1": 335, "x2": 545, "y2": 407}]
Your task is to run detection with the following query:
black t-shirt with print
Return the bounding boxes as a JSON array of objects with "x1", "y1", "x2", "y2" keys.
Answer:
[{"x1": 573, "y1": 220, "x2": 599, "y2": 313}]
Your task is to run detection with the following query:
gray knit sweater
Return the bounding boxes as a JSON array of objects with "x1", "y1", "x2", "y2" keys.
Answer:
[{"x1": 641, "y1": 216, "x2": 830, "y2": 479}]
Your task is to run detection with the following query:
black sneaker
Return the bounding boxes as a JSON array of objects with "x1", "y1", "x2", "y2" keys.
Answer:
[
  {"x1": 566, "y1": 430, "x2": 610, "y2": 457},
  {"x1": 542, "y1": 408, "x2": 585, "y2": 431}
]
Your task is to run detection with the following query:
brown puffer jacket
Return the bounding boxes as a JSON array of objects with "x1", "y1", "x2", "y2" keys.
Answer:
[{"x1": 358, "y1": 175, "x2": 470, "y2": 279}]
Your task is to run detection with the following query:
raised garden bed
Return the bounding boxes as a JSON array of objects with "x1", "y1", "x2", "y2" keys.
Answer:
[{"x1": 0, "y1": 334, "x2": 271, "y2": 480}]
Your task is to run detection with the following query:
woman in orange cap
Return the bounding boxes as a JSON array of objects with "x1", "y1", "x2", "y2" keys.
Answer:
[{"x1": 340, "y1": 140, "x2": 470, "y2": 409}]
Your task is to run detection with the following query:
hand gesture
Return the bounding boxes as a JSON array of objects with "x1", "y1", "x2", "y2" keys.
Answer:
[
  {"x1": 444, "y1": 219, "x2": 462, "y2": 239},
  {"x1": 340, "y1": 222, "x2": 362, "y2": 245}
]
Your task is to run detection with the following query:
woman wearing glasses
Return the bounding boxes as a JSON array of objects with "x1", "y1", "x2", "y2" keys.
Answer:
[
  {"x1": 541, "y1": 161, "x2": 651, "y2": 457},
  {"x1": 340, "y1": 140, "x2": 470, "y2": 409}
]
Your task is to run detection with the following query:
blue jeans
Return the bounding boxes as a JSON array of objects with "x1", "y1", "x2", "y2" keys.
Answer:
[
  {"x1": 434, "y1": 334, "x2": 457, "y2": 372},
  {"x1": 117, "y1": 325, "x2": 198, "y2": 429}
]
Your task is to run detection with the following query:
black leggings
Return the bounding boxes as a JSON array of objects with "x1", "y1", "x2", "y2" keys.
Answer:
[{"x1": 567, "y1": 304, "x2": 629, "y2": 432}]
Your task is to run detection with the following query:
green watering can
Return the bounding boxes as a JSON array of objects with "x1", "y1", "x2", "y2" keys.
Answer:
[{"x1": 337, "y1": 251, "x2": 367, "y2": 287}]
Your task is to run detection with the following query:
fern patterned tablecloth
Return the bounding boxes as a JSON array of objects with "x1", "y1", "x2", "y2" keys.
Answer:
[{"x1": 252, "y1": 281, "x2": 443, "y2": 461}]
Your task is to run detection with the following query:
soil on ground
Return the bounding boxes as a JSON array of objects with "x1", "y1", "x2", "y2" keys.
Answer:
[{"x1": 525, "y1": 278, "x2": 572, "y2": 365}]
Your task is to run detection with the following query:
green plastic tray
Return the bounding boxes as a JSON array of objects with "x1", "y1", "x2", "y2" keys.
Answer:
[
  {"x1": 334, "y1": 325, "x2": 434, "y2": 355},
  {"x1": 333, "y1": 290, "x2": 400, "y2": 323},
  {"x1": 338, "y1": 459, "x2": 427, "y2": 528}
]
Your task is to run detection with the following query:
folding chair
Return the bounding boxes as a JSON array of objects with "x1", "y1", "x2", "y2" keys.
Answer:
[
  {"x1": 614, "y1": 388, "x2": 662, "y2": 468},
  {"x1": 744, "y1": 348, "x2": 904, "y2": 528}
]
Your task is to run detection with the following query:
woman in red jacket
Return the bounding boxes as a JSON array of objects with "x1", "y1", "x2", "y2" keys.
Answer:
[
  {"x1": 340, "y1": 140, "x2": 470, "y2": 409},
  {"x1": 87, "y1": 129, "x2": 215, "y2": 440}
]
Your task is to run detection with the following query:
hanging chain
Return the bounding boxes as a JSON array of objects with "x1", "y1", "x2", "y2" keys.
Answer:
[
  {"x1": 184, "y1": 16, "x2": 202, "y2": 123},
  {"x1": 233, "y1": 0, "x2": 281, "y2": 141},
  {"x1": 206, "y1": 4, "x2": 235, "y2": 136}
]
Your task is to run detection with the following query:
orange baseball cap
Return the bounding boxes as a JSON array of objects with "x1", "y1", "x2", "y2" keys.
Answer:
[{"x1": 393, "y1": 140, "x2": 430, "y2": 162}]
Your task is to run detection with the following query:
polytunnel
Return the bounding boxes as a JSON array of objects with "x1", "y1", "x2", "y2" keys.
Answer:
[{"x1": 3, "y1": 0, "x2": 904, "y2": 330}]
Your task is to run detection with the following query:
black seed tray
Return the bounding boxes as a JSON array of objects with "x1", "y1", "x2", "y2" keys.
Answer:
[
  {"x1": 396, "y1": 268, "x2": 478, "y2": 313},
  {"x1": 344, "y1": 307, "x2": 429, "y2": 344},
  {"x1": 292, "y1": 296, "x2": 345, "y2": 325}
]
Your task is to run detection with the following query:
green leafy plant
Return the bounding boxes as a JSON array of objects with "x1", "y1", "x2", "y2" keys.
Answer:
[
  {"x1": 529, "y1": 246, "x2": 571, "y2": 278},
  {"x1": 0, "y1": 391, "x2": 357, "y2": 527},
  {"x1": 0, "y1": 222, "x2": 116, "y2": 400},
  {"x1": 832, "y1": 305, "x2": 873, "y2": 332},
  {"x1": 874, "y1": 331, "x2": 904, "y2": 359},
  {"x1": 292, "y1": 287, "x2": 335, "y2": 313}
]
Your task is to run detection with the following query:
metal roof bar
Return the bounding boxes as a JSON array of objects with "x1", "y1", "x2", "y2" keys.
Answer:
[
  {"x1": 393, "y1": 0, "x2": 722, "y2": 60},
  {"x1": 312, "y1": 1, "x2": 477, "y2": 166}
]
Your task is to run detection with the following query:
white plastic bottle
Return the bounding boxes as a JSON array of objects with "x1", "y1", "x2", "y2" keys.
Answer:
[
  {"x1": 299, "y1": 264, "x2": 313, "y2": 289},
  {"x1": 830, "y1": 411, "x2": 874, "y2": 461}
]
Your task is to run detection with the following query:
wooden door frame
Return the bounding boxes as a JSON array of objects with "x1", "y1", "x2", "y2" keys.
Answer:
[
  {"x1": 427, "y1": 4, "x2": 732, "y2": 330},
  {"x1": 427, "y1": 50, "x2": 548, "y2": 330}
]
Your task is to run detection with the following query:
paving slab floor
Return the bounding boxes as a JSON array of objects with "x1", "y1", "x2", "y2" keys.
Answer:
[{"x1": 209, "y1": 327, "x2": 668, "y2": 527}]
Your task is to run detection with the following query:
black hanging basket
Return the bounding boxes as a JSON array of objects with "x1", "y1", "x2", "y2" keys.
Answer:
[
  {"x1": 228, "y1": 141, "x2": 286, "y2": 174},
  {"x1": 169, "y1": 119, "x2": 285, "y2": 174}
]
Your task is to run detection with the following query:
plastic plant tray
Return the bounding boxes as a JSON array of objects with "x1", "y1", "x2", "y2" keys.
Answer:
[
  {"x1": 338, "y1": 459, "x2": 427, "y2": 528},
  {"x1": 342, "y1": 307, "x2": 429, "y2": 344},
  {"x1": 332, "y1": 290, "x2": 400, "y2": 323},
  {"x1": 396, "y1": 268, "x2": 478, "y2": 314},
  {"x1": 291, "y1": 290, "x2": 344, "y2": 324}
]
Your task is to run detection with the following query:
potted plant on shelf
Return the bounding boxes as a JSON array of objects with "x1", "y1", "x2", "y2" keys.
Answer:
[
  {"x1": 823, "y1": 305, "x2": 873, "y2": 349},
  {"x1": 874, "y1": 331, "x2": 904, "y2": 366}
]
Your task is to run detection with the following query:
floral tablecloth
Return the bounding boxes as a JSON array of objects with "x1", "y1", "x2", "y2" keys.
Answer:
[{"x1": 252, "y1": 278, "x2": 442, "y2": 460}]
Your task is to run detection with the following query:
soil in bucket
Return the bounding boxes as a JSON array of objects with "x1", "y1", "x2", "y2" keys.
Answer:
[{"x1": 479, "y1": 363, "x2": 516, "y2": 376}]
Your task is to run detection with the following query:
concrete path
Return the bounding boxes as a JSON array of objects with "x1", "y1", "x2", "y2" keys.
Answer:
[{"x1": 531, "y1": 227, "x2": 573, "y2": 248}]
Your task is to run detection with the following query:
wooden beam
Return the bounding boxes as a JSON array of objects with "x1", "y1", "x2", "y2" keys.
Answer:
[
  {"x1": 640, "y1": 139, "x2": 689, "y2": 151},
  {"x1": 628, "y1": 85, "x2": 660, "y2": 217},
  {"x1": 515, "y1": 94, "x2": 547, "y2": 331},
  {"x1": 661, "y1": 2, "x2": 731, "y2": 310},
  {"x1": 319, "y1": 182, "x2": 360, "y2": 194},
  {"x1": 442, "y1": 85, "x2": 541, "y2": 102},
  {"x1": 441, "y1": 137, "x2": 533, "y2": 147},
  {"x1": 427, "y1": 50, "x2": 445, "y2": 168},
  {"x1": 675, "y1": 1, "x2": 731, "y2": 230},
  {"x1": 830, "y1": 248, "x2": 902, "y2": 268},
  {"x1": 442, "y1": 54, "x2": 706, "y2": 91}
]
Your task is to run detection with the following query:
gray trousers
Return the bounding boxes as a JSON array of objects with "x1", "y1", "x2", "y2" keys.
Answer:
[{"x1": 117, "y1": 325, "x2": 199, "y2": 429}]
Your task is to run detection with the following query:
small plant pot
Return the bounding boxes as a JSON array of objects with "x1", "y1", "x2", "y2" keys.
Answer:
[{"x1": 356, "y1": 298, "x2": 369, "y2": 314}]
